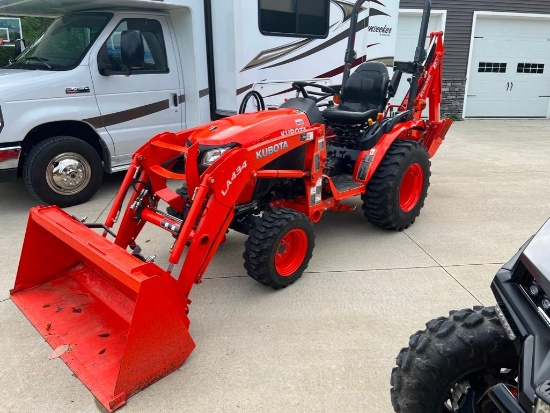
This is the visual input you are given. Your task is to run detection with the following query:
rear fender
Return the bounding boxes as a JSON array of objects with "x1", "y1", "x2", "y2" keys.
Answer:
[{"x1": 353, "y1": 120, "x2": 423, "y2": 185}]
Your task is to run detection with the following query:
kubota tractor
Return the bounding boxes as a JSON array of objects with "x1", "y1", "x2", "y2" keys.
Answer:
[{"x1": 11, "y1": 0, "x2": 451, "y2": 410}]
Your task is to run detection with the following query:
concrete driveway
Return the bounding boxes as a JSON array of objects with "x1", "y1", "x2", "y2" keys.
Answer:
[{"x1": 1, "y1": 119, "x2": 549, "y2": 413}]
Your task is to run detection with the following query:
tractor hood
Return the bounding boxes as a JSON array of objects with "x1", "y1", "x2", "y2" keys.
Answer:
[{"x1": 187, "y1": 109, "x2": 311, "y2": 148}]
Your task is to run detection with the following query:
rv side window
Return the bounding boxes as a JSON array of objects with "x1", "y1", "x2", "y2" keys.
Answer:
[
  {"x1": 99, "y1": 18, "x2": 168, "y2": 74},
  {"x1": 258, "y1": 0, "x2": 330, "y2": 38}
]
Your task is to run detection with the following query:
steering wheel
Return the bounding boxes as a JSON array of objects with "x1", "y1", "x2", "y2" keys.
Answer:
[
  {"x1": 238, "y1": 90, "x2": 266, "y2": 114},
  {"x1": 292, "y1": 81, "x2": 340, "y2": 103}
]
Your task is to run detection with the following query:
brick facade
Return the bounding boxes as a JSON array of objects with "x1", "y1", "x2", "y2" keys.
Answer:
[{"x1": 441, "y1": 78, "x2": 466, "y2": 118}]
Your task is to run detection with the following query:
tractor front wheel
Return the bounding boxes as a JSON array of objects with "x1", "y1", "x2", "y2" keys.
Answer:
[
  {"x1": 390, "y1": 306, "x2": 518, "y2": 413},
  {"x1": 362, "y1": 140, "x2": 430, "y2": 230},
  {"x1": 244, "y1": 208, "x2": 315, "y2": 289}
]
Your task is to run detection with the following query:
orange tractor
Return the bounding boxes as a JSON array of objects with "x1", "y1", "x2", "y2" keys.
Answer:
[{"x1": 11, "y1": 0, "x2": 451, "y2": 410}]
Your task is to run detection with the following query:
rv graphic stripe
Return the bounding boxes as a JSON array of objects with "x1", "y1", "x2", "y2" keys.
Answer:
[
  {"x1": 242, "y1": 3, "x2": 388, "y2": 73},
  {"x1": 242, "y1": 38, "x2": 313, "y2": 72},
  {"x1": 263, "y1": 55, "x2": 368, "y2": 98},
  {"x1": 84, "y1": 99, "x2": 174, "y2": 128},
  {"x1": 237, "y1": 84, "x2": 254, "y2": 96},
  {"x1": 260, "y1": 9, "x2": 389, "y2": 71},
  {"x1": 237, "y1": 53, "x2": 393, "y2": 99},
  {"x1": 332, "y1": 0, "x2": 385, "y2": 23},
  {"x1": 241, "y1": 0, "x2": 366, "y2": 72}
]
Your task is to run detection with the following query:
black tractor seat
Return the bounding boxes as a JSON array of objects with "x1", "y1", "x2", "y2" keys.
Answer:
[
  {"x1": 322, "y1": 61, "x2": 389, "y2": 125},
  {"x1": 323, "y1": 107, "x2": 380, "y2": 124}
]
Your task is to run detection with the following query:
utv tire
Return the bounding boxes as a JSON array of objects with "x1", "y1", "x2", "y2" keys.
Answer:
[
  {"x1": 244, "y1": 207, "x2": 315, "y2": 289},
  {"x1": 23, "y1": 136, "x2": 103, "y2": 207},
  {"x1": 391, "y1": 306, "x2": 518, "y2": 413},
  {"x1": 362, "y1": 140, "x2": 430, "y2": 230},
  {"x1": 166, "y1": 185, "x2": 189, "y2": 219}
]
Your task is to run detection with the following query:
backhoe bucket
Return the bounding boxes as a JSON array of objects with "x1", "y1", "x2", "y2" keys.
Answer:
[{"x1": 11, "y1": 206, "x2": 195, "y2": 412}]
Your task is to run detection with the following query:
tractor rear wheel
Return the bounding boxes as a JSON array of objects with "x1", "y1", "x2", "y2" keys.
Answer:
[
  {"x1": 390, "y1": 306, "x2": 518, "y2": 413},
  {"x1": 362, "y1": 140, "x2": 430, "y2": 230},
  {"x1": 243, "y1": 207, "x2": 315, "y2": 289}
]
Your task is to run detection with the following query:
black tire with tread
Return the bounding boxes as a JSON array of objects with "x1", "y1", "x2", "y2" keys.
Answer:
[
  {"x1": 23, "y1": 136, "x2": 103, "y2": 207},
  {"x1": 362, "y1": 140, "x2": 430, "y2": 231},
  {"x1": 243, "y1": 207, "x2": 314, "y2": 289},
  {"x1": 390, "y1": 306, "x2": 518, "y2": 413}
]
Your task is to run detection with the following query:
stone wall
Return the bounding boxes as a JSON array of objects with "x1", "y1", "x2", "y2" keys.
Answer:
[{"x1": 441, "y1": 78, "x2": 466, "y2": 119}]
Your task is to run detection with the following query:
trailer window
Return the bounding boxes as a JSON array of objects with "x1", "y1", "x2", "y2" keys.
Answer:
[
  {"x1": 100, "y1": 18, "x2": 168, "y2": 74},
  {"x1": 259, "y1": 0, "x2": 330, "y2": 38}
]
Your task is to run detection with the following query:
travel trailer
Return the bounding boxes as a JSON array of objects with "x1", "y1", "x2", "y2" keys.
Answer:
[{"x1": 0, "y1": 0, "x2": 399, "y2": 206}]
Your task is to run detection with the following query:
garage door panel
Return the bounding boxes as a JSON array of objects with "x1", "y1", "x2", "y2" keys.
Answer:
[
  {"x1": 474, "y1": 40, "x2": 512, "y2": 59},
  {"x1": 475, "y1": 17, "x2": 549, "y2": 38},
  {"x1": 466, "y1": 97, "x2": 549, "y2": 117},
  {"x1": 468, "y1": 79, "x2": 509, "y2": 95},
  {"x1": 507, "y1": 97, "x2": 550, "y2": 117},
  {"x1": 465, "y1": 15, "x2": 550, "y2": 118},
  {"x1": 511, "y1": 78, "x2": 550, "y2": 98}
]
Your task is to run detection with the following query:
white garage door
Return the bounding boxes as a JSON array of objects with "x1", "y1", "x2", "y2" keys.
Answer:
[
  {"x1": 465, "y1": 15, "x2": 550, "y2": 118},
  {"x1": 392, "y1": 10, "x2": 446, "y2": 108}
]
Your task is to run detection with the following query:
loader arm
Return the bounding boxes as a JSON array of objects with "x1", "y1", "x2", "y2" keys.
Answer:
[{"x1": 105, "y1": 121, "x2": 326, "y2": 299}]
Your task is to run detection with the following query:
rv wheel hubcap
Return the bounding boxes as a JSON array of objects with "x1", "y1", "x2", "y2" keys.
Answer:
[{"x1": 47, "y1": 152, "x2": 91, "y2": 195}]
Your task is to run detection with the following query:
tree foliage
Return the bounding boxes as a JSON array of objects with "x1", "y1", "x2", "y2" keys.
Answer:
[{"x1": 0, "y1": 16, "x2": 53, "y2": 66}]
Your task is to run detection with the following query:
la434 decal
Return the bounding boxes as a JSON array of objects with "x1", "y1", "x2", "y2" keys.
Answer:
[{"x1": 222, "y1": 161, "x2": 248, "y2": 196}]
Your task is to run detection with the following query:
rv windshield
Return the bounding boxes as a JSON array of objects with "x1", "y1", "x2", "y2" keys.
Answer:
[{"x1": 7, "y1": 12, "x2": 112, "y2": 71}]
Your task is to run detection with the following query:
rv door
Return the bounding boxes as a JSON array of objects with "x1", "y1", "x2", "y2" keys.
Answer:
[{"x1": 90, "y1": 14, "x2": 184, "y2": 168}]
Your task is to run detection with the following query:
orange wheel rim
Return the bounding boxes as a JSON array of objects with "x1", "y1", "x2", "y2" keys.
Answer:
[
  {"x1": 399, "y1": 163, "x2": 423, "y2": 212},
  {"x1": 274, "y1": 229, "x2": 308, "y2": 277}
]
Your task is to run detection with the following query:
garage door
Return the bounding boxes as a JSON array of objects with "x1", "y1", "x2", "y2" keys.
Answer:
[
  {"x1": 392, "y1": 11, "x2": 446, "y2": 108},
  {"x1": 465, "y1": 15, "x2": 550, "y2": 118}
]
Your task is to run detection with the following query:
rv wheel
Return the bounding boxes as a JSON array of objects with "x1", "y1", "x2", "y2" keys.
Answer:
[
  {"x1": 391, "y1": 306, "x2": 518, "y2": 413},
  {"x1": 362, "y1": 140, "x2": 430, "y2": 230},
  {"x1": 23, "y1": 136, "x2": 103, "y2": 207},
  {"x1": 243, "y1": 207, "x2": 315, "y2": 289}
]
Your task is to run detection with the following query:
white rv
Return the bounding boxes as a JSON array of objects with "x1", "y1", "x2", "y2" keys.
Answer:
[{"x1": 0, "y1": 0, "x2": 399, "y2": 206}]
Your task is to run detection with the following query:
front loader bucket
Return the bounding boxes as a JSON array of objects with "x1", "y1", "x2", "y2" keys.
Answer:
[{"x1": 11, "y1": 206, "x2": 195, "y2": 411}]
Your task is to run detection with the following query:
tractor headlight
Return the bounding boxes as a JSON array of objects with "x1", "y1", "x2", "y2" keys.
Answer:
[
  {"x1": 201, "y1": 148, "x2": 230, "y2": 167},
  {"x1": 536, "y1": 381, "x2": 550, "y2": 413}
]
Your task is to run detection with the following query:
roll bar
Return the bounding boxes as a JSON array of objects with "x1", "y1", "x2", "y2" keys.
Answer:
[
  {"x1": 407, "y1": 0, "x2": 432, "y2": 110},
  {"x1": 342, "y1": 0, "x2": 432, "y2": 108}
]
